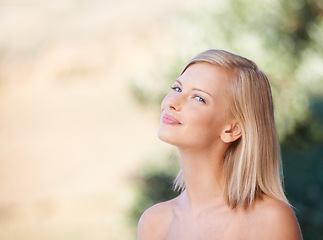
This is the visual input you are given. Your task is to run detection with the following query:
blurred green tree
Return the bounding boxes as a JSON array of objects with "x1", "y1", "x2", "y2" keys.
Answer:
[{"x1": 282, "y1": 98, "x2": 323, "y2": 239}]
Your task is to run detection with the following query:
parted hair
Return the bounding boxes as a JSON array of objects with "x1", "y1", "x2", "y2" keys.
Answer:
[{"x1": 174, "y1": 49, "x2": 289, "y2": 208}]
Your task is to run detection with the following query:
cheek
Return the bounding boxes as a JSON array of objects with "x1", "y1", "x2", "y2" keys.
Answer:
[
  {"x1": 186, "y1": 108, "x2": 226, "y2": 140},
  {"x1": 186, "y1": 109, "x2": 218, "y2": 134},
  {"x1": 188, "y1": 106, "x2": 216, "y2": 124}
]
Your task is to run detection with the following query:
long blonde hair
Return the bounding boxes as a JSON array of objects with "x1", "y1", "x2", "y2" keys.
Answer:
[{"x1": 174, "y1": 49, "x2": 288, "y2": 208}]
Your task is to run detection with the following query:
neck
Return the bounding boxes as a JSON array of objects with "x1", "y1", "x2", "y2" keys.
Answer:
[{"x1": 177, "y1": 145, "x2": 227, "y2": 213}]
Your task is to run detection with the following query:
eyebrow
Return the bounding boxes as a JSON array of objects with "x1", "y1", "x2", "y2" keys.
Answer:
[
  {"x1": 175, "y1": 79, "x2": 182, "y2": 85},
  {"x1": 175, "y1": 79, "x2": 213, "y2": 97}
]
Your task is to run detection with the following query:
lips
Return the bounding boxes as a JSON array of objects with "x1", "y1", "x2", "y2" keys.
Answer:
[{"x1": 161, "y1": 113, "x2": 181, "y2": 125}]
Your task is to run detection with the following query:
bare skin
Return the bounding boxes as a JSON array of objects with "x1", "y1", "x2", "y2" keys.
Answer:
[
  {"x1": 138, "y1": 63, "x2": 303, "y2": 240},
  {"x1": 138, "y1": 193, "x2": 302, "y2": 240}
]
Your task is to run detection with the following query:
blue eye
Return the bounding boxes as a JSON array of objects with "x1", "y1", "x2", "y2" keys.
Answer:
[
  {"x1": 194, "y1": 95, "x2": 206, "y2": 103},
  {"x1": 171, "y1": 86, "x2": 182, "y2": 92}
]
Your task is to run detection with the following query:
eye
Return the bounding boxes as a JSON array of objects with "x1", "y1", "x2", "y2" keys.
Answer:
[
  {"x1": 193, "y1": 95, "x2": 206, "y2": 103},
  {"x1": 171, "y1": 86, "x2": 182, "y2": 92}
]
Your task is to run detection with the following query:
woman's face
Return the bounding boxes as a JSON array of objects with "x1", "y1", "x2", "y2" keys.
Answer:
[{"x1": 158, "y1": 62, "x2": 233, "y2": 150}]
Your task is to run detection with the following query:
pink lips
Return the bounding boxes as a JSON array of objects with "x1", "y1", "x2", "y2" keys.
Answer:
[{"x1": 162, "y1": 113, "x2": 181, "y2": 125}]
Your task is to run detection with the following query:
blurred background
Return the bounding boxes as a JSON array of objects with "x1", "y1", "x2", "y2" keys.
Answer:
[{"x1": 0, "y1": 0, "x2": 322, "y2": 239}]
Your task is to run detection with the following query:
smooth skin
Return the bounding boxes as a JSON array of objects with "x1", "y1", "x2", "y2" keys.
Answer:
[{"x1": 138, "y1": 63, "x2": 302, "y2": 240}]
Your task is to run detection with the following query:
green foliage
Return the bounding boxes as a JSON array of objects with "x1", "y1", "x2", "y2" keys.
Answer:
[
  {"x1": 129, "y1": 156, "x2": 179, "y2": 225},
  {"x1": 282, "y1": 98, "x2": 323, "y2": 239}
]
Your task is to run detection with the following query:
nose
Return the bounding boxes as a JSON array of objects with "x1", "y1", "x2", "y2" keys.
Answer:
[{"x1": 161, "y1": 92, "x2": 183, "y2": 112}]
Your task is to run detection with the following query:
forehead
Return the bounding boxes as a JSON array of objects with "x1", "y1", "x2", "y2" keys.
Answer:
[{"x1": 178, "y1": 62, "x2": 233, "y2": 94}]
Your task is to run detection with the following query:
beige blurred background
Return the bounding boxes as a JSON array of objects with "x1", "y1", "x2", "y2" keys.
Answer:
[{"x1": 0, "y1": 0, "x2": 214, "y2": 239}]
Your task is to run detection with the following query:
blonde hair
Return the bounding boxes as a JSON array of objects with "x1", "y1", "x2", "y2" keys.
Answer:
[{"x1": 174, "y1": 49, "x2": 289, "y2": 208}]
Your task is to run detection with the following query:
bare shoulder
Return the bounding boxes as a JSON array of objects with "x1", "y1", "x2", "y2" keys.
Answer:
[
  {"x1": 137, "y1": 198, "x2": 177, "y2": 240},
  {"x1": 250, "y1": 196, "x2": 303, "y2": 240}
]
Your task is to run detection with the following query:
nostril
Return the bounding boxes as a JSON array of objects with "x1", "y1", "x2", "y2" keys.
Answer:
[{"x1": 170, "y1": 104, "x2": 182, "y2": 111}]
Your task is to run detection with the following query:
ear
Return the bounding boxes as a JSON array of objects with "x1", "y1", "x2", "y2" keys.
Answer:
[{"x1": 220, "y1": 123, "x2": 242, "y2": 143}]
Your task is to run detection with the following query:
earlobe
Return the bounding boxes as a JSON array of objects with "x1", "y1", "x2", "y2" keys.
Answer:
[{"x1": 221, "y1": 124, "x2": 242, "y2": 143}]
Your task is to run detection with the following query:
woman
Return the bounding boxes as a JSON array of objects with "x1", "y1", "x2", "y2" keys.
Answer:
[{"x1": 138, "y1": 49, "x2": 302, "y2": 240}]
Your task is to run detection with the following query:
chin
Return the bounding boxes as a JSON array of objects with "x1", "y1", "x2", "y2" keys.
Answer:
[
  {"x1": 157, "y1": 127, "x2": 171, "y2": 143},
  {"x1": 158, "y1": 126, "x2": 216, "y2": 150},
  {"x1": 157, "y1": 126, "x2": 180, "y2": 146}
]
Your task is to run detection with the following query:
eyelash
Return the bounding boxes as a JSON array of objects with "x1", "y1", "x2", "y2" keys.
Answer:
[
  {"x1": 170, "y1": 86, "x2": 206, "y2": 103},
  {"x1": 193, "y1": 95, "x2": 206, "y2": 103},
  {"x1": 171, "y1": 86, "x2": 182, "y2": 92}
]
